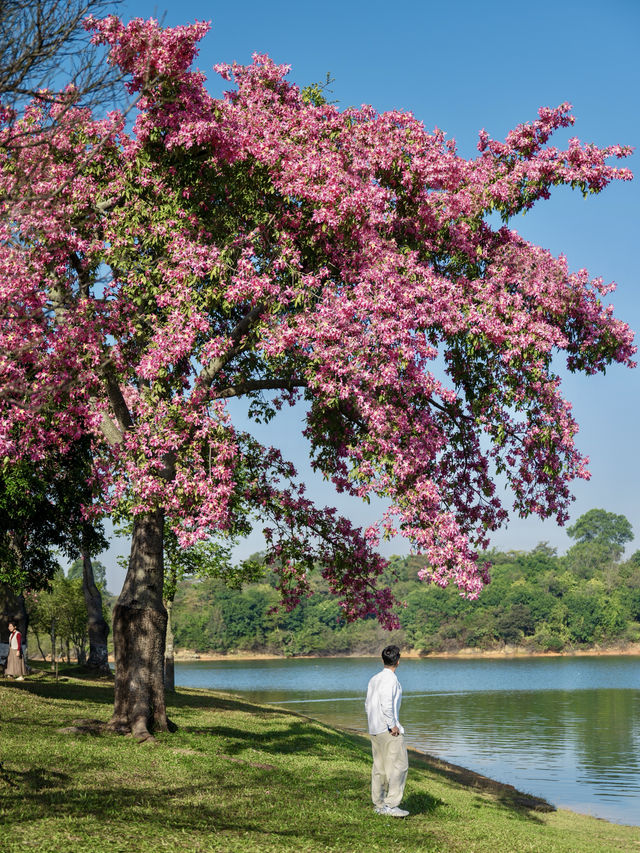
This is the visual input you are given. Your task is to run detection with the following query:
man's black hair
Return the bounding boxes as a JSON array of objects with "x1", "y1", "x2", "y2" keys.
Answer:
[{"x1": 382, "y1": 645, "x2": 401, "y2": 666}]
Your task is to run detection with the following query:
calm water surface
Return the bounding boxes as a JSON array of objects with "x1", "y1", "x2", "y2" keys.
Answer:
[{"x1": 175, "y1": 656, "x2": 640, "y2": 826}]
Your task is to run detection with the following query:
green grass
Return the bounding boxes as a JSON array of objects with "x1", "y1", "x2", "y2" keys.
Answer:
[{"x1": 1, "y1": 668, "x2": 639, "y2": 853}]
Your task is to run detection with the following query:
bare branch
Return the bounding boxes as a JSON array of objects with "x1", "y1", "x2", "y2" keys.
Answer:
[
  {"x1": 97, "y1": 411, "x2": 123, "y2": 446},
  {"x1": 199, "y1": 303, "x2": 267, "y2": 388},
  {"x1": 101, "y1": 363, "x2": 132, "y2": 434},
  {"x1": 214, "y1": 378, "x2": 308, "y2": 399},
  {"x1": 0, "y1": 0, "x2": 122, "y2": 112}
]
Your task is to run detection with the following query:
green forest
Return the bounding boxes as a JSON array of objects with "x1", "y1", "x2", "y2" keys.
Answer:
[{"x1": 170, "y1": 509, "x2": 640, "y2": 656}]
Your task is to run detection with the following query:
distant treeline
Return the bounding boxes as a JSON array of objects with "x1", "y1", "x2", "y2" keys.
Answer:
[{"x1": 172, "y1": 516, "x2": 640, "y2": 655}]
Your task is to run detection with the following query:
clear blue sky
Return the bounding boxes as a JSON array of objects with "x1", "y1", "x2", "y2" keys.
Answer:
[{"x1": 100, "y1": 0, "x2": 640, "y2": 591}]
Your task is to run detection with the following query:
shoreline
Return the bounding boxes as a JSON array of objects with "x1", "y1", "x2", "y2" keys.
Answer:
[
  {"x1": 164, "y1": 641, "x2": 640, "y2": 663},
  {"x1": 189, "y1": 684, "x2": 635, "y2": 827}
]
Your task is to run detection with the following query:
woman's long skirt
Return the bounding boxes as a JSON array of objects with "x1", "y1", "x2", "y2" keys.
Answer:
[{"x1": 5, "y1": 647, "x2": 26, "y2": 677}]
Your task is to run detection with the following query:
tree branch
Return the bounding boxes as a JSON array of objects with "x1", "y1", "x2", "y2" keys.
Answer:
[
  {"x1": 69, "y1": 251, "x2": 91, "y2": 299},
  {"x1": 198, "y1": 302, "x2": 266, "y2": 388},
  {"x1": 214, "y1": 378, "x2": 307, "y2": 399},
  {"x1": 100, "y1": 363, "x2": 133, "y2": 435},
  {"x1": 97, "y1": 411, "x2": 123, "y2": 446}
]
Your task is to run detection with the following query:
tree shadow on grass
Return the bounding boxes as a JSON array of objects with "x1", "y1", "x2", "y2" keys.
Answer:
[
  {"x1": 0, "y1": 771, "x2": 442, "y2": 851},
  {"x1": 1, "y1": 681, "x2": 553, "y2": 827},
  {"x1": 181, "y1": 719, "x2": 349, "y2": 760},
  {"x1": 185, "y1": 705, "x2": 555, "y2": 824},
  {"x1": 4, "y1": 720, "x2": 455, "y2": 851},
  {"x1": 0, "y1": 765, "x2": 69, "y2": 791},
  {"x1": 1, "y1": 678, "x2": 115, "y2": 708},
  {"x1": 27, "y1": 661, "x2": 113, "y2": 680},
  {"x1": 320, "y1": 725, "x2": 553, "y2": 823}
]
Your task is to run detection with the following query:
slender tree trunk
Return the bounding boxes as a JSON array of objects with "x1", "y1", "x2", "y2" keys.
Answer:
[
  {"x1": 32, "y1": 626, "x2": 47, "y2": 661},
  {"x1": 50, "y1": 617, "x2": 56, "y2": 671},
  {"x1": 164, "y1": 596, "x2": 175, "y2": 692},
  {"x1": 109, "y1": 509, "x2": 170, "y2": 741},
  {"x1": 82, "y1": 550, "x2": 110, "y2": 672}
]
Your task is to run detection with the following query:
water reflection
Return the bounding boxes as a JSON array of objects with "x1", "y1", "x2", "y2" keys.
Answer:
[
  {"x1": 401, "y1": 689, "x2": 640, "y2": 823},
  {"x1": 174, "y1": 656, "x2": 640, "y2": 825}
]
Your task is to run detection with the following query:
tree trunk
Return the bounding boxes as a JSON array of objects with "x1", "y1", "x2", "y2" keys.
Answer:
[
  {"x1": 32, "y1": 626, "x2": 47, "y2": 661},
  {"x1": 81, "y1": 550, "x2": 110, "y2": 673},
  {"x1": 50, "y1": 617, "x2": 56, "y2": 671},
  {"x1": 164, "y1": 596, "x2": 175, "y2": 692},
  {"x1": 109, "y1": 509, "x2": 170, "y2": 740},
  {"x1": 0, "y1": 585, "x2": 28, "y2": 668},
  {"x1": 0, "y1": 585, "x2": 28, "y2": 637}
]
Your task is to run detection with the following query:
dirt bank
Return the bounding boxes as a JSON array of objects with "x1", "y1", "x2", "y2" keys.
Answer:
[{"x1": 161, "y1": 642, "x2": 640, "y2": 663}]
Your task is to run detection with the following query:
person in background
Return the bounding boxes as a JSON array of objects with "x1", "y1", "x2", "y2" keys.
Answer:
[
  {"x1": 6, "y1": 621, "x2": 26, "y2": 681},
  {"x1": 365, "y1": 644, "x2": 409, "y2": 817}
]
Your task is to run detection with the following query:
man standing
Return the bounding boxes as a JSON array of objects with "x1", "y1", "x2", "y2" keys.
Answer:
[{"x1": 365, "y1": 645, "x2": 409, "y2": 817}]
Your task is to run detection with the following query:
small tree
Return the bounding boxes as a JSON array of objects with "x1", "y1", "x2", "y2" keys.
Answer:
[
  {"x1": 567, "y1": 509, "x2": 633, "y2": 553},
  {"x1": 27, "y1": 571, "x2": 90, "y2": 663},
  {"x1": 0, "y1": 446, "x2": 106, "y2": 593},
  {"x1": 566, "y1": 509, "x2": 634, "y2": 578},
  {"x1": 0, "y1": 584, "x2": 28, "y2": 656},
  {"x1": 68, "y1": 550, "x2": 111, "y2": 671}
]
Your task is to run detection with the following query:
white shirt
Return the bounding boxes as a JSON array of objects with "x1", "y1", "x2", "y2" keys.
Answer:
[{"x1": 365, "y1": 666, "x2": 404, "y2": 735}]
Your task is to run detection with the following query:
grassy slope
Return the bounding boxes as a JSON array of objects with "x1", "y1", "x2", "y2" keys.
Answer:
[{"x1": 0, "y1": 671, "x2": 638, "y2": 853}]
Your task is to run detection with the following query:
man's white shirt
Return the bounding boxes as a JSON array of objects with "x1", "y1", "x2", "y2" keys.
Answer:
[{"x1": 365, "y1": 667, "x2": 404, "y2": 735}]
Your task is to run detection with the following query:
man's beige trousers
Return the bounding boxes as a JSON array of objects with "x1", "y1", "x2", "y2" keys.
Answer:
[{"x1": 370, "y1": 730, "x2": 409, "y2": 808}]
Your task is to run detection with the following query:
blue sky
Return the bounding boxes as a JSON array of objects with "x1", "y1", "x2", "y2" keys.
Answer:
[{"x1": 100, "y1": 0, "x2": 640, "y2": 590}]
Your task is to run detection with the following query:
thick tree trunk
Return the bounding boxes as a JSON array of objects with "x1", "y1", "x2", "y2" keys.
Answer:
[
  {"x1": 0, "y1": 584, "x2": 28, "y2": 640},
  {"x1": 82, "y1": 551, "x2": 110, "y2": 673},
  {"x1": 0, "y1": 585, "x2": 28, "y2": 668},
  {"x1": 109, "y1": 509, "x2": 169, "y2": 740},
  {"x1": 164, "y1": 596, "x2": 175, "y2": 692}
]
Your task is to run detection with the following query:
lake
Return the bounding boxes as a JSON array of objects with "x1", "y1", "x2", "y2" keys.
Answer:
[{"x1": 173, "y1": 654, "x2": 640, "y2": 826}]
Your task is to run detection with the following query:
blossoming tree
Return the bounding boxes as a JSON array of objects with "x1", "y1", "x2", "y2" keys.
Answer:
[{"x1": 0, "y1": 16, "x2": 634, "y2": 739}]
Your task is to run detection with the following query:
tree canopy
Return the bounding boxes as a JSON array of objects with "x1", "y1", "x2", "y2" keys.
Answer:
[
  {"x1": 1, "y1": 17, "x2": 634, "y2": 605},
  {"x1": 0, "y1": 444, "x2": 105, "y2": 592},
  {"x1": 0, "y1": 15, "x2": 634, "y2": 735},
  {"x1": 567, "y1": 508, "x2": 634, "y2": 548}
]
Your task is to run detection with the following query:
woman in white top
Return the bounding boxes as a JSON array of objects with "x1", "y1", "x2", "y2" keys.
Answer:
[{"x1": 6, "y1": 621, "x2": 26, "y2": 680}]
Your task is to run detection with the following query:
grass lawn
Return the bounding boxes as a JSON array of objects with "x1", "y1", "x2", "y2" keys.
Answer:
[{"x1": 1, "y1": 667, "x2": 638, "y2": 853}]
